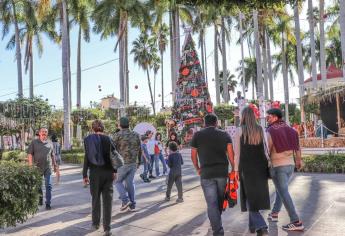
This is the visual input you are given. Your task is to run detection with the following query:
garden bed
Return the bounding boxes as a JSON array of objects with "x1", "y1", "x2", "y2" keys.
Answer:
[
  {"x1": 301, "y1": 154, "x2": 345, "y2": 173},
  {"x1": 300, "y1": 137, "x2": 345, "y2": 148}
]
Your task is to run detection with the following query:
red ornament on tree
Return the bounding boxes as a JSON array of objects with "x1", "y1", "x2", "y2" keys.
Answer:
[
  {"x1": 181, "y1": 67, "x2": 190, "y2": 76},
  {"x1": 134, "y1": 85, "x2": 138, "y2": 89},
  {"x1": 191, "y1": 89, "x2": 199, "y2": 97}
]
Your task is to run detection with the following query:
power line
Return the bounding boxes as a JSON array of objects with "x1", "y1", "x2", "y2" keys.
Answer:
[{"x1": 0, "y1": 58, "x2": 119, "y2": 98}]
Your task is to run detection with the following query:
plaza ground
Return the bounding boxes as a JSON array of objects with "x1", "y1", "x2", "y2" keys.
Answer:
[{"x1": 1, "y1": 149, "x2": 345, "y2": 236}]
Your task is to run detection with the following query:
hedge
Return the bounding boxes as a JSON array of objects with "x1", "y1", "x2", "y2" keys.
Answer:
[
  {"x1": 0, "y1": 161, "x2": 42, "y2": 228},
  {"x1": 1, "y1": 151, "x2": 27, "y2": 162},
  {"x1": 301, "y1": 154, "x2": 345, "y2": 174},
  {"x1": 62, "y1": 152, "x2": 84, "y2": 164}
]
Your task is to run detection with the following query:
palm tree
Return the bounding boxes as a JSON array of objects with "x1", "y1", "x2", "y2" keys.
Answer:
[
  {"x1": 0, "y1": 0, "x2": 26, "y2": 98},
  {"x1": 219, "y1": 70, "x2": 237, "y2": 102},
  {"x1": 93, "y1": 0, "x2": 150, "y2": 106},
  {"x1": 308, "y1": 0, "x2": 318, "y2": 89},
  {"x1": 131, "y1": 33, "x2": 158, "y2": 115},
  {"x1": 236, "y1": 57, "x2": 257, "y2": 99},
  {"x1": 319, "y1": 0, "x2": 327, "y2": 87},
  {"x1": 152, "y1": 54, "x2": 160, "y2": 112},
  {"x1": 339, "y1": 0, "x2": 345, "y2": 79},
  {"x1": 69, "y1": 0, "x2": 92, "y2": 108}
]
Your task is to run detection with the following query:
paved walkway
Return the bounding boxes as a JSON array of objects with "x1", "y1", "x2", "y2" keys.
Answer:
[{"x1": 2, "y1": 149, "x2": 345, "y2": 236}]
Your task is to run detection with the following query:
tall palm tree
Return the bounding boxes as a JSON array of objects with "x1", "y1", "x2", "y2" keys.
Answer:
[
  {"x1": 339, "y1": 0, "x2": 345, "y2": 80},
  {"x1": 69, "y1": 0, "x2": 92, "y2": 108},
  {"x1": 308, "y1": 0, "x2": 318, "y2": 89},
  {"x1": 93, "y1": 0, "x2": 150, "y2": 106},
  {"x1": 319, "y1": 0, "x2": 327, "y2": 87},
  {"x1": 0, "y1": 0, "x2": 26, "y2": 98},
  {"x1": 152, "y1": 54, "x2": 160, "y2": 112},
  {"x1": 236, "y1": 57, "x2": 257, "y2": 99},
  {"x1": 131, "y1": 33, "x2": 158, "y2": 115},
  {"x1": 219, "y1": 70, "x2": 237, "y2": 102}
]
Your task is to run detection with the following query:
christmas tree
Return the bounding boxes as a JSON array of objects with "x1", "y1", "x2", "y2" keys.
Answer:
[{"x1": 172, "y1": 33, "x2": 213, "y2": 141}]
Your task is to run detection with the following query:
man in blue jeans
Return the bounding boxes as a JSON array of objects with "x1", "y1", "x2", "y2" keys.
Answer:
[
  {"x1": 113, "y1": 117, "x2": 141, "y2": 212},
  {"x1": 27, "y1": 127, "x2": 57, "y2": 210},
  {"x1": 191, "y1": 114, "x2": 235, "y2": 236},
  {"x1": 266, "y1": 108, "x2": 305, "y2": 231}
]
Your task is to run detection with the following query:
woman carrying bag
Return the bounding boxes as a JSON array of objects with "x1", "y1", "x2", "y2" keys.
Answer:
[{"x1": 234, "y1": 107, "x2": 270, "y2": 236}]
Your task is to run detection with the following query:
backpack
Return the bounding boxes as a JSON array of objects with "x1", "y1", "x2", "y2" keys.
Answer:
[{"x1": 223, "y1": 172, "x2": 238, "y2": 211}]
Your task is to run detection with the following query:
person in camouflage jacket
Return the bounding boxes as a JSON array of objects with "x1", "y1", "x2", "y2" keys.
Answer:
[{"x1": 113, "y1": 117, "x2": 141, "y2": 212}]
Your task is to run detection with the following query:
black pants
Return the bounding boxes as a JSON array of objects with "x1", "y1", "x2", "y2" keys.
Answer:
[
  {"x1": 166, "y1": 173, "x2": 183, "y2": 199},
  {"x1": 89, "y1": 167, "x2": 113, "y2": 231}
]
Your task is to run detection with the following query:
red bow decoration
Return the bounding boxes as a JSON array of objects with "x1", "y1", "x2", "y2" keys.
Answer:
[
  {"x1": 271, "y1": 101, "x2": 281, "y2": 109},
  {"x1": 248, "y1": 103, "x2": 260, "y2": 119}
]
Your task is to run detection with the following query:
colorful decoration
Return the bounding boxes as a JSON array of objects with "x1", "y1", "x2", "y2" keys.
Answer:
[
  {"x1": 191, "y1": 88, "x2": 199, "y2": 97},
  {"x1": 181, "y1": 68, "x2": 190, "y2": 76},
  {"x1": 248, "y1": 103, "x2": 260, "y2": 119}
]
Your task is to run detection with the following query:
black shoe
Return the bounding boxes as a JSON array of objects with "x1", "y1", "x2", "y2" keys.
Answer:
[
  {"x1": 104, "y1": 230, "x2": 112, "y2": 236},
  {"x1": 149, "y1": 175, "x2": 156, "y2": 179},
  {"x1": 129, "y1": 203, "x2": 136, "y2": 211},
  {"x1": 143, "y1": 178, "x2": 151, "y2": 183},
  {"x1": 256, "y1": 228, "x2": 268, "y2": 236},
  {"x1": 282, "y1": 221, "x2": 305, "y2": 231},
  {"x1": 39, "y1": 197, "x2": 43, "y2": 206},
  {"x1": 45, "y1": 204, "x2": 51, "y2": 210},
  {"x1": 249, "y1": 228, "x2": 255, "y2": 233},
  {"x1": 139, "y1": 174, "x2": 144, "y2": 180},
  {"x1": 91, "y1": 224, "x2": 100, "y2": 230}
]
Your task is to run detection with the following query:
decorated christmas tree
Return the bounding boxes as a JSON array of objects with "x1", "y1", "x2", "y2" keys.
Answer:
[{"x1": 172, "y1": 33, "x2": 213, "y2": 142}]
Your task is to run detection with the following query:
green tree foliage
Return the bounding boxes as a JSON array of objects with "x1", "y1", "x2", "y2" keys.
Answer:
[{"x1": 0, "y1": 161, "x2": 42, "y2": 228}]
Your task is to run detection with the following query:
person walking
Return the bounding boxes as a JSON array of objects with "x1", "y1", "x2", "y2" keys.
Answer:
[
  {"x1": 191, "y1": 114, "x2": 235, "y2": 236},
  {"x1": 140, "y1": 135, "x2": 151, "y2": 183},
  {"x1": 165, "y1": 141, "x2": 183, "y2": 202},
  {"x1": 266, "y1": 108, "x2": 304, "y2": 231},
  {"x1": 27, "y1": 127, "x2": 57, "y2": 210},
  {"x1": 83, "y1": 120, "x2": 116, "y2": 236},
  {"x1": 146, "y1": 130, "x2": 158, "y2": 178},
  {"x1": 164, "y1": 132, "x2": 181, "y2": 156},
  {"x1": 234, "y1": 107, "x2": 270, "y2": 236},
  {"x1": 51, "y1": 134, "x2": 61, "y2": 183},
  {"x1": 113, "y1": 117, "x2": 141, "y2": 212},
  {"x1": 155, "y1": 132, "x2": 168, "y2": 176}
]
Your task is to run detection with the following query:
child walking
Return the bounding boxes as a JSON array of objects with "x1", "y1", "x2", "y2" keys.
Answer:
[
  {"x1": 165, "y1": 142, "x2": 183, "y2": 203},
  {"x1": 140, "y1": 136, "x2": 151, "y2": 183}
]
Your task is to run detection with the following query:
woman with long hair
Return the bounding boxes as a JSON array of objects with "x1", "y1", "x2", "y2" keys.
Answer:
[
  {"x1": 155, "y1": 132, "x2": 168, "y2": 175},
  {"x1": 234, "y1": 106, "x2": 270, "y2": 236}
]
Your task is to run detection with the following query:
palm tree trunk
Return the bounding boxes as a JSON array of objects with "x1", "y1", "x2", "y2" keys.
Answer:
[
  {"x1": 29, "y1": 52, "x2": 34, "y2": 99},
  {"x1": 339, "y1": 0, "x2": 345, "y2": 82},
  {"x1": 77, "y1": 25, "x2": 81, "y2": 108},
  {"x1": 203, "y1": 37, "x2": 208, "y2": 84},
  {"x1": 62, "y1": 0, "x2": 71, "y2": 150},
  {"x1": 221, "y1": 17, "x2": 229, "y2": 103},
  {"x1": 146, "y1": 69, "x2": 156, "y2": 115},
  {"x1": 119, "y1": 12, "x2": 125, "y2": 105},
  {"x1": 239, "y1": 12, "x2": 246, "y2": 99},
  {"x1": 319, "y1": 0, "x2": 327, "y2": 87},
  {"x1": 161, "y1": 50, "x2": 164, "y2": 108},
  {"x1": 266, "y1": 31, "x2": 274, "y2": 101},
  {"x1": 282, "y1": 32, "x2": 290, "y2": 124},
  {"x1": 175, "y1": 9, "x2": 180, "y2": 94},
  {"x1": 67, "y1": 7, "x2": 72, "y2": 111},
  {"x1": 214, "y1": 25, "x2": 220, "y2": 105},
  {"x1": 262, "y1": 29, "x2": 269, "y2": 100},
  {"x1": 154, "y1": 72, "x2": 156, "y2": 110},
  {"x1": 308, "y1": 0, "x2": 318, "y2": 89},
  {"x1": 169, "y1": 10, "x2": 176, "y2": 100},
  {"x1": 12, "y1": 1, "x2": 23, "y2": 98},
  {"x1": 294, "y1": 3, "x2": 306, "y2": 126},
  {"x1": 253, "y1": 10, "x2": 265, "y2": 127},
  {"x1": 125, "y1": 27, "x2": 129, "y2": 105}
]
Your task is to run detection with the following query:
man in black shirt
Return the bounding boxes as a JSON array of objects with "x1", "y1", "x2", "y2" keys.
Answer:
[{"x1": 191, "y1": 114, "x2": 235, "y2": 236}]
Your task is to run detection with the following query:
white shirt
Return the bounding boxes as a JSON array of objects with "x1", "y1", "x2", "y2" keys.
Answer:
[{"x1": 147, "y1": 139, "x2": 156, "y2": 155}]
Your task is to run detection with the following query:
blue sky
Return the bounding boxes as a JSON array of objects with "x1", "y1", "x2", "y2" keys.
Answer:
[{"x1": 0, "y1": 1, "x2": 329, "y2": 111}]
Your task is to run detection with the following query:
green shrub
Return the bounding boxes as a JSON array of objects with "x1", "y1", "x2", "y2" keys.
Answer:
[
  {"x1": 62, "y1": 152, "x2": 84, "y2": 164},
  {"x1": 2, "y1": 151, "x2": 27, "y2": 162},
  {"x1": 61, "y1": 148, "x2": 84, "y2": 154},
  {"x1": 301, "y1": 154, "x2": 345, "y2": 173},
  {"x1": 0, "y1": 161, "x2": 42, "y2": 228}
]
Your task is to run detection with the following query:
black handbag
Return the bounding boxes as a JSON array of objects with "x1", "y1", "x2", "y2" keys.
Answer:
[{"x1": 109, "y1": 139, "x2": 124, "y2": 170}]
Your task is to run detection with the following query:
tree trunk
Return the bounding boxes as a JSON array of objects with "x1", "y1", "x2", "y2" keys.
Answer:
[
  {"x1": 29, "y1": 50, "x2": 34, "y2": 99},
  {"x1": 125, "y1": 27, "x2": 129, "y2": 105},
  {"x1": 77, "y1": 25, "x2": 81, "y2": 108},
  {"x1": 169, "y1": 10, "x2": 176, "y2": 100},
  {"x1": 221, "y1": 17, "x2": 229, "y2": 103},
  {"x1": 161, "y1": 50, "x2": 164, "y2": 108},
  {"x1": 154, "y1": 72, "x2": 156, "y2": 111},
  {"x1": 67, "y1": 7, "x2": 72, "y2": 111},
  {"x1": 339, "y1": 0, "x2": 345, "y2": 81},
  {"x1": 253, "y1": 10, "x2": 265, "y2": 127},
  {"x1": 214, "y1": 25, "x2": 220, "y2": 105},
  {"x1": 308, "y1": 0, "x2": 318, "y2": 89},
  {"x1": 282, "y1": 32, "x2": 290, "y2": 124},
  {"x1": 294, "y1": 3, "x2": 306, "y2": 125},
  {"x1": 319, "y1": 0, "x2": 327, "y2": 87},
  {"x1": 146, "y1": 69, "x2": 156, "y2": 115},
  {"x1": 119, "y1": 12, "x2": 125, "y2": 105},
  {"x1": 262, "y1": 29, "x2": 269, "y2": 100},
  {"x1": 12, "y1": 1, "x2": 23, "y2": 98},
  {"x1": 266, "y1": 31, "x2": 274, "y2": 101},
  {"x1": 174, "y1": 9, "x2": 180, "y2": 97},
  {"x1": 62, "y1": 0, "x2": 71, "y2": 150},
  {"x1": 239, "y1": 12, "x2": 246, "y2": 99}
]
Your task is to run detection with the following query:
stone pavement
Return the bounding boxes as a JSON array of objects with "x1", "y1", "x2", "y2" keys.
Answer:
[{"x1": 1, "y1": 149, "x2": 345, "y2": 236}]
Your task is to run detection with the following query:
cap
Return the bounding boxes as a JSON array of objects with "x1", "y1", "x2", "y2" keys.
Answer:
[{"x1": 119, "y1": 117, "x2": 129, "y2": 127}]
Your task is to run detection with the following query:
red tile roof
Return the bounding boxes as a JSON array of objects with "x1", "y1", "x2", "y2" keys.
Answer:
[{"x1": 304, "y1": 65, "x2": 343, "y2": 83}]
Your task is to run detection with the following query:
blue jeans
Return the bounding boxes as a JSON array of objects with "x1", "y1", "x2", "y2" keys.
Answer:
[
  {"x1": 149, "y1": 154, "x2": 159, "y2": 176},
  {"x1": 201, "y1": 178, "x2": 227, "y2": 236},
  {"x1": 141, "y1": 156, "x2": 149, "y2": 179},
  {"x1": 115, "y1": 163, "x2": 137, "y2": 206},
  {"x1": 270, "y1": 165, "x2": 299, "y2": 222},
  {"x1": 39, "y1": 170, "x2": 52, "y2": 205},
  {"x1": 157, "y1": 152, "x2": 168, "y2": 175}
]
